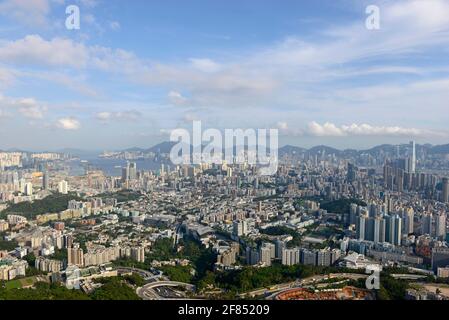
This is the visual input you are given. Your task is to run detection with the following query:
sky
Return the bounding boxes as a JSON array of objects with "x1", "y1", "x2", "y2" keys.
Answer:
[{"x1": 0, "y1": 0, "x2": 449, "y2": 151}]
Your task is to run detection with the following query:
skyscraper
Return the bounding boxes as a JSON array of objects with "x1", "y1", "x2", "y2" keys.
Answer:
[
  {"x1": 349, "y1": 203, "x2": 358, "y2": 225},
  {"x1": 403, "y1": 208, "x2": 414, "y2": 235},
  {"x1": 392, "y1": 214, "x2": 402, "y2": 246},
  {"x1": 442, "y1": 178, "x2": 449, "y2": 203},
  {"x1": 275, "y1": 239, "x2": 286, "y2": 259},
  {"x1": 281, "y1": 248, "x2": 300, "y2": 266},
  {"x1": 385, "y1": 214, "x2": 402, "y2": 246},
  {"x1": 121, "y1": 162, "x2": 130, "y2": 182},
  {"x1": 373, "y1": 216, "x2": 386, "y2": 244},
  {"x1": 233, "y1": 220, "x2": 248, "y2": 237},
  {"x1": 42, "y1": 172, "x2": 49, "y2": 190},
  {"x1": 432, "y1": 248, "x2": 449, "y2": 273},
  {"x1": 68, "y1": 243, "x2": 84, "y2": 267},
  {"x1": 435, "y1": 213, "x2": 447, "y2": 240},
  {"x1": 259, "y1": 243, "x2": 274, "y2": 266},
  {"x1": 409, "y1": 141, "x2": 416, "y2": 174},
  {"x1": 347, "y1": 163, "x2": 357, "y2": 182},
  {"x1": 129, "y1": 162, "x2": 137, "y2": 180},
  {"x1": 356, "y1": 215, "x2": 366, "y2": 240},
  {"x1": 421, "y1": 213, "x2": 432, "y2": 235},
  {"x1": 24, "y1": 182, "x2": 33, "y2": 196}
]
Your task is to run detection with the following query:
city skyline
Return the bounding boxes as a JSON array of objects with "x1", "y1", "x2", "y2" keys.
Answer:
[{"x1": 1, "y1": 0, "x2": 449, "y2": 150}]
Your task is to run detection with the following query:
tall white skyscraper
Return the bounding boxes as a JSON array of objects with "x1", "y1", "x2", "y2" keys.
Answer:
[
  {"x1": 435, "y1": 213, "x2": 447, "y2": 240},
  {"x1": 403, "y1": 208, "x2": 414, "y2": 235},
  {"x1": 409, "y1": 141, "x2": 416, "y2": 173}
]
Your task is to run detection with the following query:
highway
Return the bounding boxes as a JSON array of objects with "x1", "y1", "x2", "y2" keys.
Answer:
[
  {"x1": 137, "y1": 281, "x2": 196, "y2": 300},
  {"x1": 115, "y1": 266, "x2": 163, "y2": 281}
]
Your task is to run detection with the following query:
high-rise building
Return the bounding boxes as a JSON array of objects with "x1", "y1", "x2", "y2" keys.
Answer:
[
  {"x1": 42, "y1": 172, "x2": 49, "y2": 190},
  {"x1": 432, "y1": 248, "x2": 449, "y2": 273},
  {"x1": 384, "y1": 214, "x2": 402, "y2": 246},
  {"x1": 281, "y1": 248, "x2": 300, "y2": 266},
  {"x1": 259, "y1": 244, "x2": 273, "y2": 266},
  {"x1": 130, "y1": 246, "x2": 145, "y2": 263},
  {"x1": 233, "y1": 220, "x2": 248, "y2": 237},
  {"x1": 67, "y1": 244, "x2": 84, "y2": 267},
  {"x1": 275, "y1": 239, "x2": 286, "y2": 259},
  {"x1": 435, "y1": 213, "x2": 447, "y2": 240},
  {"x1": 403, "y1": 208, "x2": 414, "y2": 235},
  {"x1": 392, "y1": 214, "x2": 402, "y2": 246},
  {"x1": 349, "y1": 203, "x2": 358, "y2": 225},
  {"x1": 121, "y1": 166, "x2": 129, "y2": 182},
  {"x1": 442, "y1": 178, "x2": 449, "y2": 203},
  {"x1": 263, "y1": 242, "x2": 275, "y2": 259},
  {"x1": 316, "y1": 249, "x2": 332, "y2": 266},
  {"x1": 356, "y1": 215, "x2": 366, "y2": 240},
  {"x1": 347, "y1": 163, "x2": 357, "y2": 182},
  {"x1": 58, "y1": 180, "x2": 68, "y2": 194},
  {"x1": 128, "y1": 162, "x2": 137, "y2": 180},
  {"x1": 24, "y1": 182, "x2": 33, "y2": 196},
  {"x1": 300, "y1": 248, "x2": 317, "y2": 266},
  {"x1": 409, "y1": 141, "x2": 416, "y2": 174},
  {"x1": 421, "y1": 213, "x2": 433, "y2": 235},
  {"x1": 245, "y1": 247, "x2": 259, "y2": 265},
  {"x1": 373, "y1": 216, "x2": 386, "y2": 244}
]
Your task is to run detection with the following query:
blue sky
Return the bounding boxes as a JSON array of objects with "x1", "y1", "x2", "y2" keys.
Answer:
[{"x1": 0, "y1": 0, "x2": 449, "y2": 151}]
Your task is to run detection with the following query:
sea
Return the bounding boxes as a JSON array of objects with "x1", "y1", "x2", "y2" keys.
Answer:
[{"x1": 68, "y1": 156, "x2": 167, "y2": 177}]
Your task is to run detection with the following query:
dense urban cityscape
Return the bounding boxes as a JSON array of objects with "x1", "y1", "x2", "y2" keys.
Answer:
[{"x1": 1, "y1": 140, "x2": 449, "y2": 300}]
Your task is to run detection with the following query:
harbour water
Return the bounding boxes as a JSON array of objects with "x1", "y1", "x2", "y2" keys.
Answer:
[{"x1": 69, "y1": 157, "x2": 168, "y2": 176}]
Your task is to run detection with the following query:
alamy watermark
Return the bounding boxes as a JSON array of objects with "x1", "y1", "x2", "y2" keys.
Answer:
[
  {"x1": 66, "y1": 5, "x2": 81, "y2": 30},
  {"x1": 169, "y1": 121, "x2": 279, "y2": 176},
  {"x1": 365, "y1": 269, "x2": 380, "y2": 290},
  {"x1": 365, "y1": 5, "x2": 380, "y2": 30}
]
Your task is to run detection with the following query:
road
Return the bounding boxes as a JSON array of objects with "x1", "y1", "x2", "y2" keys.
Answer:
[
  {"x1": 115, "y1": 266, "x2": 163, "y2": 281},
  {"x1": 137, "y1": 281, "x2": 196, "y2": 300}
]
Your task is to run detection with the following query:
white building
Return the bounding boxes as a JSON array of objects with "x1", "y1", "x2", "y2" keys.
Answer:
[
  {"x1": 282, "y1": 248, "x2": 300, "y2": 266},
  {"x1": 58, "y1": 180, "x2": 68, "y2": 194}
]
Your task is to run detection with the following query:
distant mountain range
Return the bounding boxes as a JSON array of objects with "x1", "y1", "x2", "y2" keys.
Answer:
[
  {"x1": 104, "y1": 141, "x2": 449, "y2": 157},
  {"x1": 3, "y1": 142, "x2": 449, "y2": 157},
  {"x1": 279, "y1": 143, "x2": 449, "y2": 157}
]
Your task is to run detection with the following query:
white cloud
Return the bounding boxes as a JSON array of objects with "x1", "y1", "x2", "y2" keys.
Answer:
[
  {"x1": 189, "y1": 58, "x2": 221, "y2": 73},
  {"x1": 0, "y1": 94, "x2": 47, "y2": 119},
  {"x1": 276, "y1": 121, "x2": 289, "y2": 130},
  {"x1": 95, "y1": 110, "x2": 142, "y2": 122},
  {"x1": 307, "y1": 122, "x2": 446, "y2": 138},
  {"x1": 96, "y1": 112, "x2": 111, "y2": 121},
  {"x1": 15, "y1": 97, "x2": 46, "y2": 119},
  {"x1": 0, "y1": 67, "x2": 16, "y2": 89},
  {"x1": 56, "y1": 117, "x2": 81, "y2": 130},
  {"x1": 0, "y1": 35, "x2": 89, "y2": 68},
  {"x1": 0, "y1": 0, "x2": 51, "y2": 26},
  {"x1": 168, "y1": 91, "x2": 188, "y2": 106}
]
